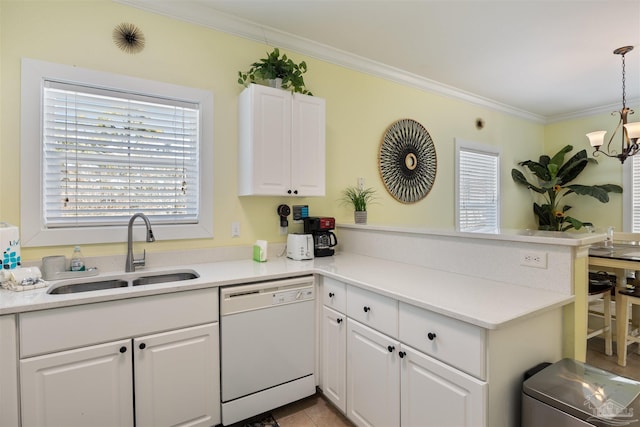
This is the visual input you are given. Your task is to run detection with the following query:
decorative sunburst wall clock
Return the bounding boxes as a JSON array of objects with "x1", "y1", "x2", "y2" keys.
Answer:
[
  {"x1": 379, "y1": 119, "x2": 437, "y2": 203},
  {"x1": 113, "y1": 22, "x2": 145, "y2": 54}
]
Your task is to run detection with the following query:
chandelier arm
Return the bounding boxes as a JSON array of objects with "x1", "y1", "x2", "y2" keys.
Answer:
[{"x1": 604, "y1": 112, "x2": 625, "y2": 155}]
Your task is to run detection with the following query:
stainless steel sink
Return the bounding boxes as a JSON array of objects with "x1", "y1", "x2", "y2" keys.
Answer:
[
  {"x1": 46, "y1": 270, "x2": 199, "y2": 295},
  {"x1": 132, "y1": 272, "x2": 199, "y2": 286},
  {"x1": 48, "y1": 279, "x2": 129, "y2": 294}
]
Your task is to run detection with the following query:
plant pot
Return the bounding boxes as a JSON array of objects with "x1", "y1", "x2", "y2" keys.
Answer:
[
  {"x1": 354, "y1": 211, "x2": 367, "y2": 224},
  {"x1": 267, "y1": 78, "x2": 283, "y2": 89}
]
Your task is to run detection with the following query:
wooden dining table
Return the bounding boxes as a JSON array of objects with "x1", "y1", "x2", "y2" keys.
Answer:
[{"x1": 589, "y1": 244, "x2": 640, "y2": 365}]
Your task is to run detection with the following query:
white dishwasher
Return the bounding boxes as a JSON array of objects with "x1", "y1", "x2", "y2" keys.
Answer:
[{"x1": 220, "y1": 275, "x2": 316, "y2": 425}]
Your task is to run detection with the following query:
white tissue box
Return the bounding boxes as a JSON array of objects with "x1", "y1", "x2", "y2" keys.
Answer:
[{"x1": 0, "y1": 223, "x2": 20, "y2": 270}]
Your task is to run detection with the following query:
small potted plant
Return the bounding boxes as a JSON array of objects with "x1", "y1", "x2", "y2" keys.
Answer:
[
  {"x1": 237, "y1": 48, "x2": 313, "y2": 95},
  {"x1": 341, "y1": 186, "x2": 377, "y2": 224}
]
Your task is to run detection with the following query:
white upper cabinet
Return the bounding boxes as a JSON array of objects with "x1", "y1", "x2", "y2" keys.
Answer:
[{"x1": 238, "y1": 84, "x2": 326, "y2": 196}]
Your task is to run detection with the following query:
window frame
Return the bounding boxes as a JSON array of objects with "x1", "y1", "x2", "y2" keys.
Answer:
[
  {"x1": 455, "y1": 138, "x2": 501, "y2": 233},
  {"x1": 20, "y1": 58, "x2": 214, "y2": 247}
]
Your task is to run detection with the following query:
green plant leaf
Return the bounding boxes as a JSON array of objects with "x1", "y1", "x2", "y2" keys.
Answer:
[
  {"x1": 549, "y1": 145, "x2": 573, "y2": 168},
  {"x1": 556, "y1": 150, "x2": 588, "y2": 184},
  {"x1": 511, "y1": 169, "x2": 546, "y2": 193},
  {"x1": 518, "y1": 160, "x2": 552, "y2": 182},
  {"x1": 566, "y1": 184, "x2": 610, "y2": 203}
]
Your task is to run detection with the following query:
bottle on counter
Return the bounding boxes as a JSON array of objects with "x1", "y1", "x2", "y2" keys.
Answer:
[{"x1": 70, "y1": 246, "x2": 86, "y2": 271}]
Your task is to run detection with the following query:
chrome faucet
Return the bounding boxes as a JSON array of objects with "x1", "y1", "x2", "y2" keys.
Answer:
[{"x1": 125, "y1": 213, "x2": 155, "y2": 272}]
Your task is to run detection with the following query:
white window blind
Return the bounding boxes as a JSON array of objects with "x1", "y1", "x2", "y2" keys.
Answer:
[
  {"x1": 456, "y1": 143, "x2": 500, "y2": 233},
  {"x1": 43, "y1": 80, "x2": 200, "y2": 228},
  {"x1": 626, "y1": 156, "x2": 640, "y2": 231}
]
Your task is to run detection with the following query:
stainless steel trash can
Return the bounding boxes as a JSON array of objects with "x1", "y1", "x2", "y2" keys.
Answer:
[{"x1": 522, "y1": 358, "x2": 640, "y2": 426}]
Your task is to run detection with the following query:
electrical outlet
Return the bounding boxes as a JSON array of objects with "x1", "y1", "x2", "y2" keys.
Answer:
[
  {"x1": 519, "y1": 251, "x2": 547, "y2": 269},
  {"x1": 231, "y1": 222, "x2": 240, "y2": 237},
  {"x1": 357, "y1": 177, "x2": 365, "y2": 190}
]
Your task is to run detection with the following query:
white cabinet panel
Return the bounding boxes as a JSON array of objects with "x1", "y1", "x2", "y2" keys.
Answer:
[
  {"x1": 401, "y1": 344, "x2": 486, "y2": 427},
  {"x1": 238, "y1": 84, "x2": 325, "y2": 196},
  {"x1": 134, "y1": 323, "x2": 220, "y2": 427},
  {"x1": 322, "y1": 276, "x2": 347, "y2": 313},
  {"x1": 20, "y1": 339, "x2": 134, "y2": 427},
  {"x1": 347, "y1": 319, "x2": 400, "y2": 427},
  {"x1": 0, "y1": 315, "x2": 19, "y2": 427},
  {"x1": 399, "y1": 301, "x2": 485, "y2": 379},
  {"x1": 347, "y1": 285, "x2": 398, "y2": 338},
  {"x1": 290, "y1": 92, "x2": 326, "y2": 196},
  {"x1": 322, "y1": 306, "x2": 346, "y2": 413}
]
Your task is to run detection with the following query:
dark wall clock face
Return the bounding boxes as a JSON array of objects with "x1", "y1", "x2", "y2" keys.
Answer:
[{"x1": 379, "y1": 119, "x2": 437, "y2": 203}]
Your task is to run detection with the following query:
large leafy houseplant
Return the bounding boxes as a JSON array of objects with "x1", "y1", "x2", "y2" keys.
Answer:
[
  {"x1": 511, "y1": 145, "x2": 622, "y2": 231},
  {"x1": 237, "y1": 48, "x2": 312, "y2": 95}
]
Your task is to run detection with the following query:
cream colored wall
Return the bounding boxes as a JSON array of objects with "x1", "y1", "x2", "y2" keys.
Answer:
[{"x1": 1, "y1": 0, "x2": 545, "y2": 262}]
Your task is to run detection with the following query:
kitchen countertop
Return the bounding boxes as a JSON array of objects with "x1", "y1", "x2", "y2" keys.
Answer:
[{"x1": 0, "y1": 252, "x2": 573, "y2": 330}]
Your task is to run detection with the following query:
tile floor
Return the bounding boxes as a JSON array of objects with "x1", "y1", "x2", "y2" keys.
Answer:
[
  {"x1": 586, "y1": 338, "x2": 640, "y2": 381},
  {"x1": 271, "y1": 393, "x2": 354, "y2": 427}
]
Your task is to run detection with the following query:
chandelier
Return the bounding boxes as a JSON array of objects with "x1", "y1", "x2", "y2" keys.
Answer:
[{"x1": 586, "y1": 46, "x2": 640, "y2": 164}]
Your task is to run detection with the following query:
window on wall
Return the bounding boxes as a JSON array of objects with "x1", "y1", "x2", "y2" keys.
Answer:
[
  {"x1": 21, "y1": 59, "x2": 214, "y2": 247},
  {"x1": 455, "y1": 139, "x2": 501, "y2": 233},
  {"x1": 623, "y1": 157, "x2": 640, "y2": 232}
]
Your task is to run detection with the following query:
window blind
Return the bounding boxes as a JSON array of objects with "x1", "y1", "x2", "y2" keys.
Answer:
[
  {"x1": 43, "y1": 80, "x2": 200, "y2": 227},
  {"x1": 458, "y1": 148, "x2": 499, "y2": 232},
  {"x1": 631, "y1": 156, "x2": 640, "y2": 231}
]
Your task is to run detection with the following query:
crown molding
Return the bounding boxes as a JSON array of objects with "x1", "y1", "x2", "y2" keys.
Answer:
[{"x1": 119, "y1": 0, "x2": 631, "y2": 125}]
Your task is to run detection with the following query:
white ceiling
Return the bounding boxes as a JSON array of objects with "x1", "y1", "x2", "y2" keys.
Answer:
[{"x1": 120, "y1": 0, "x2": 640, "y2": 123}]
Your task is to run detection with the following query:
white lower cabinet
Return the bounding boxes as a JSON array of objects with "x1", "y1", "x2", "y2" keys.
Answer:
[
  {"x1": 20, "y1": 339, "x2": 134, "y2": 427},
  {"x1": 321, "y1": 306, "x2": 347, "y2": 413},
  {"x1": 18, "y1": 288, "x2": 220, "y2": 427},
  {"x1": 134, "y1": 323, "x2": 220, "y2": 427},
  {"x1": 400, "y1": 344, "x2": 486, "y2": 427},
  {"x1": 21, "y1": 323, "x2": 218, "y2": 427},
  {"x1": 347, "y1": 319, "x2": 400, "y2": 427}
]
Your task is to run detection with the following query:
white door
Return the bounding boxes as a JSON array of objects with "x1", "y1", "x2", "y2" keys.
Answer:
[
  {"x1": 400, "y1": 345, "x2": 486, "y2": 427},
  {"x1": 134, "y1": 323, "x2": 220, "y2": 427},
  {"x1": 240, "y1": 84, "x2": 292, "y2": 195},
  {"x1": 347, "y1": 319, "x2": 400, "y2": 427},
  {"x1": 322, "y1": 306, "x2": 347, "y2": 412},
  {"x1": 290, "y1": 92, "x2": 326, "y2": 196},
  {"x1": 20, "y1": 339, "x2": 133, "y2": 427}
]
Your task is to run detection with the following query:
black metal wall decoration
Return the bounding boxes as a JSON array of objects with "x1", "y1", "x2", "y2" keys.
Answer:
[
  {"x1": 379, "y1": 119, "x2": 437, "y2": 203},
  {"x1": 113, "y1": 23, "x2": 145, "y2": 54}
]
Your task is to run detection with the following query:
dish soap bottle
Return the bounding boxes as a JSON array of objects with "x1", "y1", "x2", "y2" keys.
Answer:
[{"x1": 70, "y1": 246, "x2": 85, "y2": 271}]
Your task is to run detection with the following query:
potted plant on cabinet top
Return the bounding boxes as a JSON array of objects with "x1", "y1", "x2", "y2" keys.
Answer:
[
  {"x1": 237, "y1": 47, "x2": 313, "y2": 95},
  {"x1": 341, "y1": 186, "x2": 377, "y2": 224},
  {"x1": 511, "y1": 145, "x2": 622, "y2": 231}
]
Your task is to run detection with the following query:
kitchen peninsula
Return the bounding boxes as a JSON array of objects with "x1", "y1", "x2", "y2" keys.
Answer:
[{"x1": 0, "y1": 227, "x2": 599, "y2": 427}]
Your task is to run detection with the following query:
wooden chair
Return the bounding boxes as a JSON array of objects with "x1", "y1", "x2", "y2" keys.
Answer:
[
  {"x1": 588, "y1": 273, "x2": 614, "y2": 356},
  {"x1": 616, "y1": 287, "x2": 640, "y2": 366}
]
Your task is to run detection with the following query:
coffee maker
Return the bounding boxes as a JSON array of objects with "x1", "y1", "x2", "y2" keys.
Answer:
[{"x1": 303, "y1": 217, "x2": 338, "y2": 257}]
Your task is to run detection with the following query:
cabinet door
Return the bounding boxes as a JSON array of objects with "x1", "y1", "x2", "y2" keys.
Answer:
[
  {"x1": 322, "y1": 306, "x2": 347, "y2": 413},
  {"x1": 290, "y1": 93, "x2": 325, "y2": 196},
  {"x1": 238, "y1": 84, "x2": 292, "y2": 195},
  {"x1": 401, "y1": 345, "x2": 486, "y2": 427},
  {"x1": 134, "y1": 323, "x2": 220, "y2": 427},
  {"x1": 347, "y1": 319, "x2": 400, "y2": 427},
  {"x1": 20, "y1": 339, "x2": 133, "y2": 427}
]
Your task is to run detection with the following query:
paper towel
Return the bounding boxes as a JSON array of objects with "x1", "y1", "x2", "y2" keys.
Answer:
[{"x1": 0, "y1": 223, "x2": 20, "y2": 270}]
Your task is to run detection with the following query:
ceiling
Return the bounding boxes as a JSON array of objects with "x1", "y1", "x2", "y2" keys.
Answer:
[{"x1": 120, "y1": 0, "x2": 640, "y2": 123}]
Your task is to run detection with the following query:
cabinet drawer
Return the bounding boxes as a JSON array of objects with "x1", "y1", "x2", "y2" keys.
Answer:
[
  {"x1": 19, "y1": 288, "x2": 218, "y2": 358},
  {"x1": 322, "y1": 277, "x2": 346, "y2": 313},
  {"x1": 399, "y1": 302, "x2": 486, "y2": 379},
  {"x1": 347, "y1": 286, "x2": 398, "y2": 338}
]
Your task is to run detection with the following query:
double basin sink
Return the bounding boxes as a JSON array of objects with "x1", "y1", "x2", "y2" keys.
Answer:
[{"x1": 47, "y1": 270, "x2": 199, "y2": 295}]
